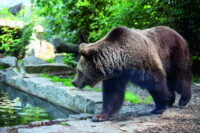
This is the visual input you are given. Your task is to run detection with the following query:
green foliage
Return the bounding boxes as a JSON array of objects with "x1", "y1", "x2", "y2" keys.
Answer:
[
  {"x1": 59, "y1": 121, "x2": 67, "y2": 126},
  {"x1": 191, "y1": 56, "x2": 200, "y2": 65},
  {"x1": 33, "y1": 0, "x2": 114, "y2": 43},
  {"x1": 124, "y1": 91, "x2": 153, "y2": 104},
  {"x1": 40, "y1": 73, "x2": 152, "y2": 104},
  {"x1": 0, "y1": 27, "x2": 21, "y2": 56},
  {"x1": 0, "y1": 66, "x2": 6, "y2": 70},
  {"x1": 0, "y1": 8, "x2": 15, "y2": 19},
  {"x1": 193, "y1": 76, "x2": 200, "y2": 83},
  {"x1": 0, "y1": 23, "x2": 34, "y2": 58},
  {"x1": 45, "y1": 58, "x2": 54, "y2": 63},
  {"x1": 62, "y1": 54, "x2": 77, "y2": 67},
  {"x1": 33, "y1": 0, "x2": 200, "y2": 74}
]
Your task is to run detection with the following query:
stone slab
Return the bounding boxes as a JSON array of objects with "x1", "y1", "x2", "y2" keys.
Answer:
[{"x1": 0, "y1": 68, "x2": 102, "y2": 114}]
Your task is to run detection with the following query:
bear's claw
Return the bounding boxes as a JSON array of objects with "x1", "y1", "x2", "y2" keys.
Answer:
[
  {"x1": 151, "y1": 105, "x2": 168, "y2": 114},
  {"x1": 92, "y1": 114, "x2": 110, "y2": 122}
]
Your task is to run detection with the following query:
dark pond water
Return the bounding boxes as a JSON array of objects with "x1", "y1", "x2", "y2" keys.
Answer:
[{"x1": 0, "y1": 83, "x2": 76, "y2": 127}]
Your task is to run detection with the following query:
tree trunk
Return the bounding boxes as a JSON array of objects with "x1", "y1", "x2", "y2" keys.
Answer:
[{"x1": 53, "y1": 38, "x2": 79, "y2": 54}]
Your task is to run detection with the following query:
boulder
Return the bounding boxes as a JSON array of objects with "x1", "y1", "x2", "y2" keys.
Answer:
[
  {"x1": 54, "y1": 55, "x2": 65, "y2": 64},
  {"x1": 0, "y1": 56, "x2": 17, "y2": 68},
  {"x1": 26, "y1": 34, "x2": 56, "y2": 60},
  {"x1": 8, "y1": 3, "x2": 24, "y2": 16},
  {"x1": 24, "y1": 63, "x2": 74, "y2": 74},
  {"x1": 22, "y1": 56, "x2": 46, "y2": 66}
]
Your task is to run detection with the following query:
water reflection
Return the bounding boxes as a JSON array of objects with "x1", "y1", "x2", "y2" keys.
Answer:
[{"x1": 0, "y1": 83, "x2": 76, "y2": 127}]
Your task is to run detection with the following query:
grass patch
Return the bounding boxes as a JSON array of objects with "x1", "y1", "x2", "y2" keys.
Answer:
[
  {"x1": 0, "y1": 65, "x2": 8, "y2": 70},
  {"x1": 45, "y1": 58, "x2": 54, "y2": 63},
  {"x1": 125, "y1": 91, "x2": 153, "y2": 104},
  {"x1": 18, "y1": 59, "x2": 22, "y2": 64},
  {"x1": 40, "y1": 73, "x2": 153, "y2": 104},
  {"x1": 40, "y1": 73, "x2": 100, "y2": 91},
  {"x1": 0, "y1": 66, "x2": 5, "y2": 70},
  {"x1": 59, "y1": 122, "x2": 67, "y2": 126}
]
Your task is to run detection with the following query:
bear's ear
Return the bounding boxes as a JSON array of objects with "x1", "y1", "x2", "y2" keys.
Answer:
[
  {"x1": 79, "y1": 43, "x2": 90, "y2": 58},
  {"x1": 79, "y1": 43, "x2": 88, "y2": 49},
  {"x1": 80, "y1": 48, "x2": 90, "y2": 58}
]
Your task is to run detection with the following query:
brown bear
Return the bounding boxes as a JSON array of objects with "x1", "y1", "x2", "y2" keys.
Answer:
[{"x1": 72, "y1": 26, "x2": 192, "y2": 122}]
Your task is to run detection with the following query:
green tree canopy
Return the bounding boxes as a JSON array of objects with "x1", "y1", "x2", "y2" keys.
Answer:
[{"x1": 33, "y1": 0, "x2": 200, "y2": 74}]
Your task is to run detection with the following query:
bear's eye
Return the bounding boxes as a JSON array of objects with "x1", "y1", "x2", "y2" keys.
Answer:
[{"x1": 78, "y1": 70, "x2": 83, "y2": 77}]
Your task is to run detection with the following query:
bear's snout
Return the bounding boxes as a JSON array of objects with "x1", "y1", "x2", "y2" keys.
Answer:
[
  {"x1": 72, "y1": 80, "x2": 77, "y2": 87},
  {"x1": 72, "y1": 80, "x2": 85, "y2": 89}
]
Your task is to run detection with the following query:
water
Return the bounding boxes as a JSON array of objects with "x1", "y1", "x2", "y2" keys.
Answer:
[{"x1": 0, "y1": 83, "x2": 76, "y2": 127}]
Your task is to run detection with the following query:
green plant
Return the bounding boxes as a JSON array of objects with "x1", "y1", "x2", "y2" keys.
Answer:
[
  {"x1": 0, "y1": 23, "x2": 34, "y2": 58},
  {"x1": 192, "y1": 76, "x2": 200, "y2": 83},
  {"x1": 33, "y1": 0, "x2": 114, "y2": 43},
  {"x1": 59, "y1": 121, "x2": 67, "y2": 126},
  {"x1": 0, "y1": 8, "x2": 15, "y2": 19},
  {"x1": 124, "y1": 91, "x2": 153, "y2": 104},
  {"x1": 191, "y1": 56, "x2": 200, "y2": 65},
  {"x1": 62, "y1": 54, "x2": 77, "y2": 67},
  {"x1": 45, "y1": 58, "x2": 54, "y2": 63},
  {"x1": 0, "y1": 66, "x2": 6, "y2": 70},
  {"x1": 18, "y1": 59, "x2": 22, "y2": 64}
]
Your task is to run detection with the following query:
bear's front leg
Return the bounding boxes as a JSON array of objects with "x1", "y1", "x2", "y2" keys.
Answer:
[
  {"x1": 92, "y1": 76, "x2": 127, "y2": 122},
  {"x1": 147, "y1": 73, "x2": 170, "y2": 114}
]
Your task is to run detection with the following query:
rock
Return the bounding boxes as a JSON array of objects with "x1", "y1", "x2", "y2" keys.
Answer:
[
  {"x1": 8, "y1": 3, "x2": 24, "y2": 16},
  {"x1": 0, "y1": 68, "x2": 19, "y2": 82},
  {"x1": 26, "y1": 34, "x2": 56, "y2": 60},
  {"x1": 0, "y1": 56, "x2": 17, "y2": 68},
  {"x1": 17, "y1": 62, "x2": 27, "y2": 75},
  {"x1": 0, "y1": 71, "x2": 103, "y2": 113},
  {"x1": 17, "y1": 125, "x2": 83, "y2": 133},
  {"x1": 22, "y1": 56, "x2": 46, "y2": 66},
  {"x1": 54, "y1": 55, "x2": 65, "y2": 64},
  {"x1": 35, "y1": 40, "x2": 55, "y2": 60},
  {"x1": 68, "y1": 113, "x2": 93, "y2": 120},
  {"x1": 24, "y1": 63, "x2": 74, "y2": 74},
  {"x1": 5, "y1": 68, "x2": 19, "y2": 77}
]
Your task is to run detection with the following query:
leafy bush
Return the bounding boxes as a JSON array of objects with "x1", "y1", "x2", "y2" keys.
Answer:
[
  {"x1": 192, "y1": 76, "x2": 200, "y2": 83},
  {"x1": 62, "y1": 53, "x2": 77, "y2": 67},
  {"x1": 33, "y1": 0, "x2": 114, "y2": 43},
  {"x1": 0, "y1": 8, "x2": 15, "y2": 19},
  {"x1": 0, "y1": 23, "x2": 34, "y2": 58}
]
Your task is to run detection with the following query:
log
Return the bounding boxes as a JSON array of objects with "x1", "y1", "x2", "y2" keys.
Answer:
[{"x1": 53, "y1": 38, "x2": 79, "y2": 54}]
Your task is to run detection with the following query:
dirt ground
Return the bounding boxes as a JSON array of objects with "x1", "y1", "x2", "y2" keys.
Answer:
[
  {"x1": 115, "y1": 84, "x2": 200, "y2": 133},
  {"x1": 143, "y1": 84, "x2": 200, "y2": 133}
]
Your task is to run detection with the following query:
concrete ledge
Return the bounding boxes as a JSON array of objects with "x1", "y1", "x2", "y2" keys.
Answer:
[{"x1": 0, "y1": 68, "x2": 102, "y2": 114}]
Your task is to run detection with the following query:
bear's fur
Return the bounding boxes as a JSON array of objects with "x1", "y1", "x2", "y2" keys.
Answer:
[{"x1": 72, "y1": 26, "x2": 192, "y2": 122}]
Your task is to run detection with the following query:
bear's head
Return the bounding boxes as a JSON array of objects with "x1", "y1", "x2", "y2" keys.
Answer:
[{"x1": 72, "y1": 43, "x2": 101, "y2": 89}]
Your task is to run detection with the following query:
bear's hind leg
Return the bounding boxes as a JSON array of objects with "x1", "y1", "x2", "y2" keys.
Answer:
[
  {"x1": 92, "y1": 75, "x2": 127, "y2": 122},
  {"x1": 168, "y1": 50, "x2": 192, "y2": 106},
  {"x1": 178, "y1": 79, "x2": 192, "y2": 106},
  {"x1": 168, "y1": 66, "x2": 192, "y2": 106}
]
